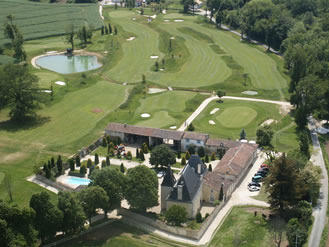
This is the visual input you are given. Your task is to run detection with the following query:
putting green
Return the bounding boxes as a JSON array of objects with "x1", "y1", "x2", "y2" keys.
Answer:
[
  {"x1": 136, "y1": 111, "x2": 176, "y2": 128},
  {"x1": 216, "y1": 106, "x2": 257, "y2": 128}
]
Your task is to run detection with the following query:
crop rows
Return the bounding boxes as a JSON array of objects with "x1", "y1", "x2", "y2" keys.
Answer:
[{"x1": 0, "y1": 0, "x2": 103, "y2": 45}]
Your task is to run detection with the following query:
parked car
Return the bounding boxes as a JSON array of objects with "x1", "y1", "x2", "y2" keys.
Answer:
[
  {"x1": 249, "y1": 186, "x2": 260, "y2": 192},
  {"x1": 261, "y1": 163, "x2": 269, "y2": 168},
  {"x1": 252, "y1": 175, "x2": 262, "y2": 182},
  {"x1": 259, "y1": 168, "x2": 269, "y2": 173},
  {"x1": 248, "y1": 182, "x2": 261, "y2": 188}
]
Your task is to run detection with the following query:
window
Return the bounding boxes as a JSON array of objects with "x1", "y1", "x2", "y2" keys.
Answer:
[
  {"x1": 186, "y1": 139, "x2": 190, "y2": 142},
  {"x1": 197, "y1": 140, "x2": 201, "y2": 144}
]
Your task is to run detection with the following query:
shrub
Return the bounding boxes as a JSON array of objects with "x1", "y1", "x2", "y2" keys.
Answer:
[
  {"x1": 211, "y1": 152, "x2": 216, "y2": 161},
  {"x1": 80, "y1": 164, "x2": 87, "y2": 175},
  {"x1": 165, "y1": 205, "x2": 188, "y2": 226},
  {"x1": 69, "y1": 159, "x2": 75, "y2": 171},
  {"x1": 106, "y1": 156, "x2": 110, "y2": 166},
  {"x1": 102, "y1": 136, "x2": 107, "y2": 147},
  {"x1": 188, "y1": 145, "x2": 196, "y2": 155},
  {"x1": 142, "y1": 143, "x2": 149, "y2": 154},
  {"x1": 75, "y1": 156, "x2": 81, "y2": 167},
  {"x1": 187, "y1": 123, "x2": 195, "y2": 131},
  {"x1": 208, "y1": 164, "x2": 212, "y2": 172},
  {"x1": 126, "y1": 151, "x2": 132, "y2": 160},
  {"x1": 87, "y1": 159, "x2": 92, "y2": 168},
  {"x1": 101, "y1": 160, "x2": 106, "y2": 168},
  {"x1": 197, "y1": 146, "x2": 205, "y2": 157},
  {"x1": 120, "y1": 163, "x2": 125, "y2": 173},
  {"x1": 185, "y1": 151, "x2": 191, "y2": 160},
  {"x1": 177, "y1": 152, "x2": 181, "y2": 159},
  {"x1": 205, "y1": 154, "x2": 209, "y2": 163},
  {"x1": 181, "y1": 157, "x2": 186, "y2": 166},
  {"x1": 196, "y1": 212, "x2": 202, "y2": 223}
]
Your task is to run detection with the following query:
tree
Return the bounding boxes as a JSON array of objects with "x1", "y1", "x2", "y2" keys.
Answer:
[
  {"x1": 298, "y1": 130, "x2": 310, "y2": 159},
  {"x1": 57, "y1": 192, "x2": 85, "y2": 235},
  {"x1": 65, "y1": 24, "x2": 75, "y2": 51},
  {"x1": 125, "y1": 166, "x2": 158, "y2": 212},
  {"x1": 165, "y1": 205, "x2": 187, "y2": 226},
  {"x1": 89, "y1": 167, "x2": 126, "y2": 210},
  {"x1": 108, "y1": 23, "x2": 112, "y2": 34},
  {"x1": 80, "y1": 164, "x2": 87, "y2": 175},
  {"x1": 139, "y1": 149, "x2": 145, "y2": 161},
  {"x1": 187, "y1": 123, "x2": 195, "y2": 131},
  {"x1": 3, "y1": 174, "x2": 13, "y2": 202},
  {"x1": 94, "y1": 153, "x2": 99, "y2": 165},
  {"x1": 87, "y1": 159, "x2": 92, "y2": 168},
  {"x1": 219, "y1": 183, "x2": 224, "y2": 201},
  {"x1": 185, "y1": 151, "x2": 191, "y2": 160},
  {"x1": 126, "y1": 151, "x2": 132, "y2": 160},
  {"x1": 197, "y1": 146, "x2": 205, "y2": 157},
  {"x1": 211, "y1": 152, "x2": 216, "y2": 161},
  {"x1": 188, "y1": 145, "x2": 196, "y2": 155},
  {"x1": 51, "y1": 157, "x2": 55, "y2": 168},
  {"x1": 30, "y1": 192, "x2": 63, "y2": 243},
  {"x1": 114, "y1": 26, "x2": 118, "y2": 35},
  {"x1": 75, "y1": 156, "x2": 81, "y2": 167},
  {"x1": 56, "y1": 155, "x2": 63, "y2": 175},
  {"x1": 269, "y1": 215, "x2": 285, "y2": 247},
  {"x1": 196, "y1": 212, "x2": 202, "y2": 223},
  {"x1": 102, "y1": 136, "x2": 107, "y2": 147},
  {"x1": 120, "y1": 163, "x2": 125, "y2": 173},
  {"x1": 208, "y1": 164, "x2": 212, "y2": 172},
  {"x1": 154, "y1": 61, "x2": 159, "y2": 71},
  {"x1": 264, "y1": 154, "x2": 300, "y2": 217},
  {"x1": 136, "y1": 148, "x2": 139, "y2": 158},
  {"x1": 149, "y1": 144, "x2": 176, "y2": 168},
  {"x1": 142, "y1": 142, "x2": 149, "y2": 154},
  {"x1": 205, "y1": 154, "x2": 209, "y2": 163},
  {"x1": 0, "y1": 64, "x2": 42, "y2": 122},
  {"x1": 69, "y1": 158, "x2": 75, "y2": 171},
  {"x1": 286, "y1": 218, "x2": 307, "y2": 247},
  {"x1": 106, "y1": 155, "x2": 110, "y2": 166},
  {"x1": 101, "y1": 160, "x2": 106, "y2": 168},
  {"x1": 240, "y1": 128, "x2": 246, "y2": 140},
  {"x1": 256, "y1": 125, "x2": 274, "y2": 147},
  {"x1": 101, "y1": 26, "x2": 104, "y2": 35},
  {"x1": 77, "y1": 25, "x2": 92, "y2": 46},
  {"x1": 181, "y1": 156, "x2": 186, "y2": 166},
  {"x1": 0, "y1": 219, "x2": 13, "y2": 247},
  {"x1": 142, "y1": 74, "x2": 146, "y2": 83},
  {"x1": 78, "y1": 186, "x2": 109, "y2": 224}
]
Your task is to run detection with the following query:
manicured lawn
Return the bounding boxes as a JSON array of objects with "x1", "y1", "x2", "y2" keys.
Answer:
[
  {"x1": 192, "y1": 99, "x2": 298, "y2": 152},
  {"x1": 104, "y1": 9, "x2": 288, "y2": 99},
  {"x1": 60, "y1": 220, "x2": 189, "y2": 247},
  {"x1": 209, "y1": 206, "x2": 280, "y2": 247}
]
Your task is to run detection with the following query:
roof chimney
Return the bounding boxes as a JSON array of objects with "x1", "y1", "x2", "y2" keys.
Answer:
[
  {"x1": 177, "y1": 183, "x2": 183, "y2": 200},
  {"x1": 197, "y1": 163, "x2": 201, "y2": 174}
]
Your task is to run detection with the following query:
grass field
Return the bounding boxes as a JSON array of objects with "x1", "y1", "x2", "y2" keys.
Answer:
[
  {"x1": 209, "y1": 206, "x2": 284, "y2": 247},
  {"x1": 192, "y1": 99, "x2": 298, "y2": 152},
  {"x1": 0, "y1": 0, "x2": 102, "y2": 45},
  {"x1": 103, "y1": 9, "x2": 288, "y2": 100}
]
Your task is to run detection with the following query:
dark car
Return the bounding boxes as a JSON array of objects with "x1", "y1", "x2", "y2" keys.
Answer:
[
  {"x1": 259, "y1": 167, "x2": 269, "y2": 173},
  {"x1": 248, "y1": 182, "x2": 261, "y2": 187},
  {"x1": 252, "y1": 175, "x2": 262, "y2": 182}
]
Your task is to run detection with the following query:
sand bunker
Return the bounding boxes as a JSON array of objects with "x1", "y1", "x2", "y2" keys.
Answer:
[
  {"x1": 46, "y1": 51, "x2": 57, "y2": 54},
  {"x1": 132, "y1": 17, "x2": 136, "y2": 21},
  {"x1": 168, "y1": 86, "x2": 173, "y2": 91},
  {"x1": 148, "y1": 88, "x2": 167, "y2": 94},
  {"x1": 242, "y1": 91, "x2": 258, "y2": 95},
  {"x1": 104, "y1": 51, "x2": 108, "y2": 54},
  {"x1": 209, "y1": 120, "x2": 216, "y2": 125},
  {"x1": 141, "y1": 113, "x2": 151, "y2": 118},
  {"x1": 170, "y1": 126, "x2": 177, "y2": 129},
  {"x1": 150, "y1": 15, "x2": 157, "y2": 19},
  {"x1": 162, "y1": 10, "x2": 167, "y2": 14},
  {"x1": 210, "y1": 108, "x2": 219, "y2": 115},
  {"x1": 55, "y1": 81, "x2": 66, "y2": 86},
  {"x1": 160, "y1": 68, "x2": 164, "y2": 71},
  {"x1": 174, "y1": 19, "x2": 184, "y2": 22},
  {"x1": 164, "y1": 19, "x2": 170, "y2": 22},
  {"x1": 170, "y1": 37, "x2": 175, "y2": 40},
  {"x1": 127, "y1": 37, "x2": 135, "y2": 41},
  {"x1": 261, "y1": 119, "x2": 277, "y2": 127},
  {"x1": 150, "y1": 55, "x2": 159, "y2": 59},
  {"x1": 43, "y1": 90, "x2": 52, "y2": 93}
]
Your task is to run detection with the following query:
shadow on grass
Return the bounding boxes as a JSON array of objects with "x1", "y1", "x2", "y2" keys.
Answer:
[
  {"x1": 59, "y1": 220, "x2": 145, "y2": 247},
  {"x1": 0, "y1": 116, "x2": 50, "y2": 132}
]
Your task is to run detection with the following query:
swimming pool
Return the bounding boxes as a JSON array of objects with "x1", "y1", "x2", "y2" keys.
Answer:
[{"x1": 65, "y1": 176, "x2": 91, "y2": 186}]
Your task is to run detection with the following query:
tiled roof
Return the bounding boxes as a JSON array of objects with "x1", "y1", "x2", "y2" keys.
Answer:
[
  {"x1": 203, "y1": 144, "x2": 257, "y2": 191},
  {"x1": 106, "y1": 123, "x2": 184, "y2": 141},
  {"x1": 183, "y1": 131, "x2": 209, "y2": 142},
  {"x1": 206, "y1": 138, "x2": 241, "y2": 149},
  {"x1": 188, "y1": 155, "x2": 207, "y2": 174}
]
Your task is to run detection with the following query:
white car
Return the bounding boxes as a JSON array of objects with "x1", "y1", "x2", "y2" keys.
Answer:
[
  {"x1": 248, "y1": 186, "x2": 260, "y2": 192},
  {"x1": 157, "y1": 171, "x2": 165, "y2": 178}
]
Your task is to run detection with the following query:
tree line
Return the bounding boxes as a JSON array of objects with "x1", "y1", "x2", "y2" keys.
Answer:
[{"x1": 0, "y1": 165, "x2": 158, "y2": 246}]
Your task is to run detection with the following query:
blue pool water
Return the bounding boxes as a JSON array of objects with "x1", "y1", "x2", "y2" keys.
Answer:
[
  {"x1": 36, "y1": 54, "x2": 102, "y2": 74},
  {"x1": 66, "y1": 176, "x2": 91, "y2": 186}
]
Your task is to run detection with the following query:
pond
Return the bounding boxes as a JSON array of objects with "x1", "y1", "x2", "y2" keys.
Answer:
[{"x1": 36, "y1": 54, "x2": 101, "y2": 74}]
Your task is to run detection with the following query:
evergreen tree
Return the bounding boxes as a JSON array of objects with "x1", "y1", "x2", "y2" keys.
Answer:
[
  {"x1": 101, "y1": 26, "x2": 104, "y2": 35},
  {"x1": 197, "y1": 146, "x2": 205, "y2": 157},
  {"x1": 208, "y1": 164, "x2": 212, "y2": 172},
  {"x1": 50, "y1": 157, "x2": 55, "y2": 168},
  {"x1": 120, "y1": 163, "x2": 125, "y2": 173},
  {"x1": 102, "y1": 137, "x2": 107, "y2": 147},
  {"x1": 181, "y1": 157, "x2": 186, "y2": 166},
  {"x1": 69, "y1": 159, "x2": 75, "y2": 171},
  {"x1": 106, "y1": 155, "x2": 110, "y2": 166},
  {"x1": 139, "y1": 150, "x2": 145, "y2": 161},
  {"x1": 80, "y1": 164, "x2": 87, "y2": 175},
  {"x1": 205, "y1": 154, "x2": 209, "y2": 163},
  {"x1": 240, "y1": 128, "x2": 246, "y2": 140},
  {"x1": 108, "y1": 23, "x2": 112, "y2": 34},
  {"x1": 75, "y1": 156, "x2": 81, "y2": 167},
  {"x1": 136, "y1": 148, "x2": 139, "y2": 159},
  {"x1": 196, "y1": 212, "x2": 202, "y2": 223},
  {"x1": 185, "y1": 151, "x2": 190, "y2": 160},
  {"x1": 114, "y1": 26, "x2": 118, "y2": 35},
  {"x1": 154, "y1": 61, "x2": 159, "y2": 71},
  {"x1": 56, "y1": 155, "x2": 63, "y2": 175},
  {"x1": 45, "y1": 165, "x2": 51, "y2": 179},
  {"x1": 95, "y1": 153, "x2": 99, "y2": 165},
  {"x1": 177, "y1": 152, "x2": 181, "y2": 159},
  {"x1": 219, "y1": 184, "x2": 224, "y2": 201},
  {"x1": 101, "y1": 160, "x2": 106, "y2": 168},
  {"x1": 87, "y1": 159, "x2": 92, "y2": 168},
  {"x1": 105, "y1": 25, "x2": 109, "y2": 34}
]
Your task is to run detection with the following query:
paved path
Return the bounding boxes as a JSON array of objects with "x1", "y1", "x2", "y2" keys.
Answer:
[
  {"x1": 308, "y1": 117, "x2": 328, "y2": 247},
  {"x1": 121, "y1": 152, "x2": 268, "y2": 245},
  {"x1": 178, "y1": 95, "x2": 292, "y2": 131}
]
